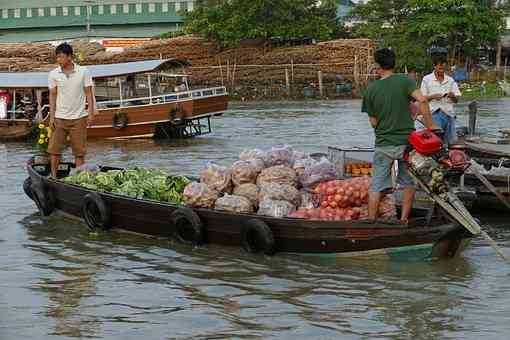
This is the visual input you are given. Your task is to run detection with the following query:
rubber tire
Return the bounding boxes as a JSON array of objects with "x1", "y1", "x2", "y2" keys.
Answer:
[
  {"x1": 112, "y1": 112, "x2": 129, "y2": 129},
  {"x1": 31, "y1": 181, "x2": 55, "y2": 216},
  {"x1": 170, "y1": 208, "x2": 204, "y2": 246},
  {"x1": 23, "y1": 177, "x2": 34, "y2": 201},
  {"x1": 82, "y1": 192, "x2": 111, "y2": 231},
  {"x1": 241, "y1": 219, "x2": 275, "y2": 256}
]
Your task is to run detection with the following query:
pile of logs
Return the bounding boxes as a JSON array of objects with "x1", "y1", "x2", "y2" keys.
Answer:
[{"x1": 0, "y1": 35, "x2": 374, "y2": 99}]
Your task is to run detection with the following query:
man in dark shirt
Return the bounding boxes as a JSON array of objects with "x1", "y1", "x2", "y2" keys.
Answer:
[{"x1": 362, "y1": 48, "x2": 437, "y2": 224}]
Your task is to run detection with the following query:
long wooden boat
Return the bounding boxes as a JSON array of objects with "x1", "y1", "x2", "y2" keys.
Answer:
[
  {"x1": 0, "y1": 118, "x2": 34, "y2": 141},
  {"x1": 25, "y1": 158, "x2": 472, "y2": 261},
  {"x1": 0, "y1": 59, "x2": 228, "y2": 140}
]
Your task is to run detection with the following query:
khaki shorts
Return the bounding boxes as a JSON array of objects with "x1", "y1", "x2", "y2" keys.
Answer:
[{"x1": 48, "y1": 117, "x2": 87, "y2": 157}]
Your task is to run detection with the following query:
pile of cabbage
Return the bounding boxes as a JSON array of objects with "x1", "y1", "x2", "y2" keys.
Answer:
[{"x1": 63, "y1": 167, "x2": 189, "y2": 204}]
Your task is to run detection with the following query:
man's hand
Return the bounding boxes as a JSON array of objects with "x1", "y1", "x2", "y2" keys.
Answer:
[
  {"x1": 87, "y1": 114, "x2": 94, "y2": 127},
  {"x1": 428, "y1": 93, "x2": 443, "y2": 101},
  {"x1": 49, "y1": 116, "x2": 56, "y2": 130},
  {"x1": 447, "y1": 92, "x2": 456, "y2": 99}
]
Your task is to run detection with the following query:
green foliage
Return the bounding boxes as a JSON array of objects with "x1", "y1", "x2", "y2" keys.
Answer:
[
  {"x1": 350, "y1": 0, "x2": 506, "y2": 72},
  {"x1": 64, "y1": 168, "x2": 190, "y2": 204},
  {"x1": 183, "y1": 0, "x2": 338, "y2": 47}
]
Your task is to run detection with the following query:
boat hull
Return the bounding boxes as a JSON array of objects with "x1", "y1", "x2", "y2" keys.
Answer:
[
  {"x1": 26, "y1": 162, "x2": 472, "y2": 260},
  {"x1": 0, "y1": 119, "x2": 34, "y2": 141}
]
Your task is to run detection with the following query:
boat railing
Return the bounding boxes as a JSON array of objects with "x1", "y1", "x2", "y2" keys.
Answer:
[
  {"x1": 96, "y1": 86, "x2": 227, "y2": 110},
  {"x1": 3, "y1": 104, "x2": 49, "y2": 122}
]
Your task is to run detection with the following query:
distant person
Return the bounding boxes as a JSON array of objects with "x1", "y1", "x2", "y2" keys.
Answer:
[
  {"x1": 420, "y1": 55, "x2": 462, "y2": 145},
  {"x1": 362, "y1": 48, "x2": 436, "y2": 224},
  {"x1": 47, "y1": 43, "x2": 96, "y2": 178}
]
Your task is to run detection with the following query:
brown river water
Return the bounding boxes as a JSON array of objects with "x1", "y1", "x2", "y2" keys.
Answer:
[{"x1": 1, "y1": 99, "x2": 509, "y2": 339}]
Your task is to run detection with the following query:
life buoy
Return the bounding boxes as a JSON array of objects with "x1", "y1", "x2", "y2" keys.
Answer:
[
  {"x1": 170, "y1": 207, "x2": 204, "y2": 246},
  {"x1": 82, "y1": 192, "x2": 111, "y2": 231},
  {"x1": 241, "y1": 219, "x2": 275, "y2": 256},
  {"x1": 112, "y1": 112, "x2": 129, "y2": 129},
  {"x1": 30, "y1": 181, "x2": 55, "y2": 216},
  {"x1": 23, "y1": 177, "x2": 34, "y2": 201}
]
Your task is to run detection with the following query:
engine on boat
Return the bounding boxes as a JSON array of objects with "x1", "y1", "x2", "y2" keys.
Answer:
[{"x1": 406, "y1": 130, "x2": 471, "y2": 195}]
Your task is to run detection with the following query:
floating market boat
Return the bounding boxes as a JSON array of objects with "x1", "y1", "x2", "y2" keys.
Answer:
[
  {"x1": 0, "y1": 59, "x2": 228, "y2": 140},
  {"x1": 24, "y1": 158, "x2": 471, "y2": 260}
]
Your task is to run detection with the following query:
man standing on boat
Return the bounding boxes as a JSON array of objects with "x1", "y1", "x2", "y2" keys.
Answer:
[
  {"x1": 47, "y1": 43, "x2": 95, "y2": 178},
  {"x1": 420, "y1": 55, "x2": 462, "y2": 145},
  {"x1": 362, "y1": 48, "x2": 436, "y2": 224}
]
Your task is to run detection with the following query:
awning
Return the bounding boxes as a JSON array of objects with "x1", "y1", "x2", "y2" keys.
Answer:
[{"x1": 0, "y1": 59, "x2": 188, "y2": 89}]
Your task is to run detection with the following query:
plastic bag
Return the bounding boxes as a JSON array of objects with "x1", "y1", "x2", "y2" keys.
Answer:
[
  {"x1": 214, "y1": 194, "x2": 254, "y2": 214},
  {"x1": 233, "y1": 183, "x2": 259, "y2": 208},
  {"x1": 239, "y1": 149, "x2": 267, "y2": 161},
  {"x1": 258, "y1": 182, "x2": 301, "y2": 206},
  {"x1": 359, "y1": 194, "x2": 397, "y2": 219},
  {"x1": 231, "y1": 160, "x2": 260, "y2": 186},
  {"x1": 292, "y1": 151, "x2": 308, "y2": 162},
  {"x1": 293, "y1": 157, "x2": 318, "y2": 176},
  {"x1": 299, "y1": 190, "x2": 316, "y2": 209},
  {"x1": 314, "y1": 176, "x2": 371, "y2": 209},
  {"x1": 299, "y1": 157, "x2": 337, "y2": 190},
  {"x1": 257, "y1": 198, "x2": 296, "y2": 218},
  {"x1": 183, "y1": 182, "x2": 219, "y2": 209},
  {"x1": 200, "y1": 163, "x2": 233, "y2": 193},
  {"x1": 256, "y1": 165, "x2": 298, "y2": 188},
  {"x1": 265, "y1": 145, "x2": 294, "y2": 167}
]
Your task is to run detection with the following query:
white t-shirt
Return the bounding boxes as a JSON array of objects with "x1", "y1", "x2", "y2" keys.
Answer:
[
  {"x1": 420, "y1": 72, "x2": 461, "y2": 115},
  {"x1": 48, "y1": 63, "x2": 93, "y2": 120}
]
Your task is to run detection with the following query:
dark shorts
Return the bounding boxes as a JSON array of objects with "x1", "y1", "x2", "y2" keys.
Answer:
[{"x1": 48, "y1": 117, "x2": 87, "y2": 157}]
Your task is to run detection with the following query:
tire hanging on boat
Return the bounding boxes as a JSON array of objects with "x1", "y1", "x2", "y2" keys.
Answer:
[
  {"x1": 241, "y1": 219, "x2": 276, "y2": 256},
  {"x1": 30, "y1": 180, "x2": 55, "y2": 216},
  {"x1": 112, "y1": 112, "x2": 129, "y2": 129},
  {"x1": 170, "y1": 207, "x2": 204, "y2": 246},
  {"x1": 82, "y1": 192, "x2": 111, "y2": 231},
  {"x1": 23, "y1": 177, "x2": 34, "y2": 201}
]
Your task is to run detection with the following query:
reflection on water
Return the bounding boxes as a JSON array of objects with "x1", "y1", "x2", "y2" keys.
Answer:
[{"x1": 1, "y1": 99, "x2": 510, "y2": 339}]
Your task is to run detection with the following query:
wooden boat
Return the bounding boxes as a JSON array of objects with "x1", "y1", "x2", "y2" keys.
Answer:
[
  {"x1": 0, "y1": 118, "x2": 35, "y2": 141},
  {"x1": 0, "y1": 59, "x2": 228, "y2": 140},
  {"x1": 25, "y1": 158, "x2": 472, "y2": 261}
]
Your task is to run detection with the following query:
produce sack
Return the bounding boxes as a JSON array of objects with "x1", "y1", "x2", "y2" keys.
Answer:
[
  {"x1": 258, "y1": 198, "x2": 296, "y2": 218},
  {"x1": 292, "y1": 150, "x2": 308, "y2": 162},
  {"x1": 258, "y1": 182, "x2": 301, "y2": 206},
  {"x1": 214, "y1": 194, "x2": 254, "y2": 214},
  {"x1": 231, "y1": 160, "x2": 259, "y2": 186},
  {"x1": 288, "y1": 207, "x2": 361, "y2": 221},
  {"x1": 233, "y1": 183, "x2": 259, "y2": 208},
  {"x1": 239, "y1": 149, "x2": 267, "y2": 161},
  {"x1": 265, "y1": 145, "x2": 294, "y2": 167},
  {"x1": 314, "y1": 176, "x2": 371, "y2": 209},
  {"x1": 299, "y1": 158, "x2": 337, "y2": 190},
  {"x1": 299, "y1": 190, "x2": 316, "y2": 209},
  {"x1": 256, "y1": 165, "x2": 298, "y2": 188},
  {"x1": 293, "y1": 157, "x2": 318, "y2": 176},
  {"x1": 359, "y1": 194, "x2": 397, "y2": 220},
  {"x1": 183, "y1": 182, "x2": 219, "y2": 209},
  {"x1": 200, "y1": 163, "x2": 233, "y2": 193},
  {"x1": 248, "y1": 158, "x2": 265, "y2": 174}
]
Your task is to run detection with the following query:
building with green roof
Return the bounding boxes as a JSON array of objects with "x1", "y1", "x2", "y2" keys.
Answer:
[{"x1": 0, "y1": 1, "x2": 195, "y2": 43}]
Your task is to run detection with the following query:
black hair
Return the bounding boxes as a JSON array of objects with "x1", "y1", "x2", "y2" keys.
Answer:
[
  {"x1": 374, "y1": 48, "x2": 396, "y2": 70},
  {"x1": 432, "y1": 55, "x2": 447, "y2": 66},
  {"x1": 55, "y1": 43, "x2": 73, "y2": 56}
]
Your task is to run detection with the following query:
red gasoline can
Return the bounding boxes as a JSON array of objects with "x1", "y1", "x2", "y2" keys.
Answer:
[{"x1": 408, "y1": 130, "x2": 443, "y2": 156}]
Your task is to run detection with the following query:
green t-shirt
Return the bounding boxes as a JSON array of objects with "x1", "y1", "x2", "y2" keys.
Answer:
[{"x1": 361, "y1": 74, "x2": 417, "y2": 146}]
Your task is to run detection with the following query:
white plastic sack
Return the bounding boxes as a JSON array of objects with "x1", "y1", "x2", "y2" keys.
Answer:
[
  {"x1": 257, "y1": 198, "x2": 296, "y2": 218},
  {"x1": 200, "y1": 163, "x2": 233, "y2": 193},
  {"x1": 214, "y1": 194, "x2": 254, "y2": 213},
  {"x1": 183, "y1": 182, "x2": 219, "y2": 209}
]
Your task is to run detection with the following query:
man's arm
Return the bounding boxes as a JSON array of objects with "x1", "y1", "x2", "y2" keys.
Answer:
[
  {"x1": 84, "y1": 86, "x2": 95, "y2": 125},
  {"x1": 448, "y1": 81, "x2": 461, "y2": 103},
  {"x1": 49, "y1": 87, "x2": 57, "y2": 129},
  {"x1": 411, "y1": 89, "x2": 437, "y2": 129},
  {"x1": 369, "y1": 116, "x2": 377, "y2": 128}
]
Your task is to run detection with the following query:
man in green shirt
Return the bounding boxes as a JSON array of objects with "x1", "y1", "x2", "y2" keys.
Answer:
[{"x1": 362, "y1": 48, "x2": 436, "y2": 224}]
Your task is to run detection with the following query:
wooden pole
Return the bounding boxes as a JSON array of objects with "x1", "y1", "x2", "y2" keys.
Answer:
[
  {"x1": 291, "y1": 58, "x2": 294, "y2": 83},
  {"x1": 118, "y1": 78, "x2": 123, "y2": 107},
  {"x1": 318, "y1": 70, "x2": 323, "y2": 97},
  {"x1": 11, "y1": 89, "x2": 16, "y2": 120},
  {"x1": 147, "y1": 74, "x2": 152, "y2": 104},
  {"x1": 285, "y1": 68, "x2": 290, "y2": 96}
]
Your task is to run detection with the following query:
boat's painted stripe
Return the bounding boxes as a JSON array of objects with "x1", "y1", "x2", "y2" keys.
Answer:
[
  {"x1": 288, "y1": 243, "x2": 434, "y2": 260},
  {"x1": 107, "y1": 133, "x2": 155, "y2": 140}
]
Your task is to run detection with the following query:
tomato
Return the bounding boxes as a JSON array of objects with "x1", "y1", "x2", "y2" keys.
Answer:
[
  {"x1": 329, "y1": 201, "x2": 338, "y2": 208},
  {"x1": 321, "y1": 201, "x2": 329, "y2": 208}
]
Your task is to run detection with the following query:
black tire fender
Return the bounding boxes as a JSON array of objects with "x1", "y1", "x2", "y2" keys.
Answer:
[
  {"x1": 31, "y1": 181, "x2": 55, "y2": 216},
  {"x1": 241, "y1": 219, "x2": 275, "y2": 256},
  {"x1": 170, "y1": 207, "x2": 204, "y2": 246},
  {"x1": 82, "y1": 192, "x2": 111, "y2": 231},
  {"x1": 23, "y1": 177, "x2": 34, "y2": 201},
  {"x1": 112, "y1": 112, "x2": 129, "y2": 129}
]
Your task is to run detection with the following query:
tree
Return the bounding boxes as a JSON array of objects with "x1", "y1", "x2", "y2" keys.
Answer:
[
  {"x1": 183, "y1": 0, "x2": 338, "y2": 48},
  {"x1": 349, "y1": 0, "x2": 507, "y2": 72}
]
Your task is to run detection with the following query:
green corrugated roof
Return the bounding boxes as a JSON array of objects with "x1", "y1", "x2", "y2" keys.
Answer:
[
  {"x1": 0, "y1": 23, "x2": 180, "y2": 42},
  {"x1": 0, "y1": 1, "x2": 185, "y2": 9}
]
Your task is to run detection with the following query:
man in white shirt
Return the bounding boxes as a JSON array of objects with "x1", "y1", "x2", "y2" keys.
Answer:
[
  {"x1": 420, "y1": 55, "x2": 462, "y2": 145},
  {"x1": 47, "y1": 43, "x2": 95, "y2": 178}
]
